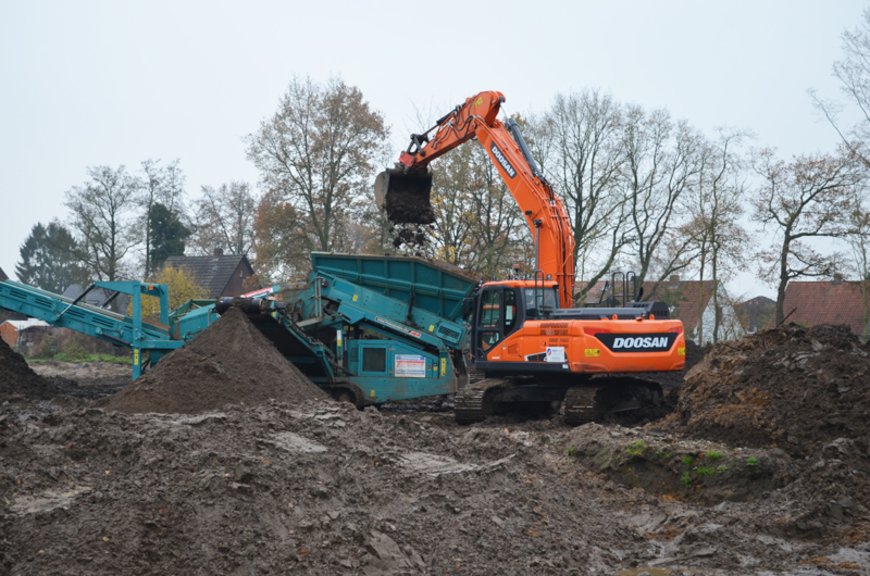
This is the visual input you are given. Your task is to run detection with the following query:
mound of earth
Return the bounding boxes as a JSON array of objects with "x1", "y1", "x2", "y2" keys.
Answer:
[
  {"x1": 104, "y1": 306, "x2": 328, "y2": 414},
  {"x1": 663, "y1": 324, "x2": 870, "y2": 457},
  {"x1": 0, "y1": 402, "x2": 655, "y2": 575},
  {"x1": 3, "y1": 400, "x2": 867, "y2": 575},
  {"x1": 0, "y1": 338, "x2": 64, "y2": 400}
]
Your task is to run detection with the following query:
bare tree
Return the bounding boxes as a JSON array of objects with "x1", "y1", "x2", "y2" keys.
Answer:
[
  {"x1": 191, "y1": 182, "x2": 256, "y2": 256},
  {"x1": 622, "y1": 107, "x2": 703, "y2": 293},
  {"x1": 813, "y1": 8, "x2": 870, "y2": 168},
  {"x1": 539, "y1": 90, "x2": 630, "y2": 297},
  {"x1": 65, "y1": 165, "x2": 141, "y2": 281},
  {"x1": 680, "y1": 129, "x2": 749, "y2": 342},
  {"x1": 752, "y1": 148, "x2": 866, "y2": 324},
  {"x1": 247, "y1": 77, "x2": 389, "y2": 255},
  {"x1": 467, "y1": 150, "x2": 529, "y2": 279},
  {"x1": 251, "y1": 190, "x2": 309, "y2": 282},
  {"x1": 427, "y1": 144, "x2": 479, "y2": 266}
]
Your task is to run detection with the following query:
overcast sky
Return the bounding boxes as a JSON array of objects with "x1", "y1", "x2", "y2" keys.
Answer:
[{"x1": 1, "y1": 0, "x2": 866, "y2": 298}]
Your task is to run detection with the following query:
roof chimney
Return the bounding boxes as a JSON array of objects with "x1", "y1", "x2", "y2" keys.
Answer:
[
  {"x1": 213, "y1": 247, "x2": 224, "y2": 257},
  {"x1": 832, "y1": 272, "x2": 844, "y2": 285},
  {"x1": 669, "y1": 274, "x2": 680, "y2": 283}
]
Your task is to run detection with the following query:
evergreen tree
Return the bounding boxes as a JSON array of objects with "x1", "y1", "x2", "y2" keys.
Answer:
[
  {"x1": 148, "y1": 202, "x2": 190, "y2": 274},
  {"x1": 16, "y1": 221, "x2": 88, "y2": 293}
]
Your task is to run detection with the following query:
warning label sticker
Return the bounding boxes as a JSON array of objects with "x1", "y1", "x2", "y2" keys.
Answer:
[
  {"x1": 395, "y1": 354, "x2": 426, "y2": 378},
  {"x1": 545, "y1": 346, "x2": 566, "y2": 362}
]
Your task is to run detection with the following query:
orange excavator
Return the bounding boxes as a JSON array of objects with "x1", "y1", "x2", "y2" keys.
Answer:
[{"x1": 376, "y1": 90, "x2": 685, "y2": 424}]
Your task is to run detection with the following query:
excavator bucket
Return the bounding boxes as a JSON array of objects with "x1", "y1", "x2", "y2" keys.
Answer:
[{"x1": 374, "y1": 168, "x2": 435, "y2": 224}]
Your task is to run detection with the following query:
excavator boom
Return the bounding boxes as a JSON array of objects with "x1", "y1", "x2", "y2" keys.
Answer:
[{"x1": 377, "y1": 90, "x2": 576, "y2": 307}]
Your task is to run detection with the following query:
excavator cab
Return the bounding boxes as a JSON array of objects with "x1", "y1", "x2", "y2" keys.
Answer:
[
  {"x1": 473, "y1": 286, "x2": 518, "y2": 359},
  {"x1": 471, "y1": 281, "x2": 559, "y2": 360},
  {"x1": 374, "y1": 168, "x2": 435, "y2": 224}
]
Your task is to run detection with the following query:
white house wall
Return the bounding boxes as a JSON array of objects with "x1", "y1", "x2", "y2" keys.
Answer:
[{"x1": 692, "y1": 292, "x2": 745, "y2": 344}]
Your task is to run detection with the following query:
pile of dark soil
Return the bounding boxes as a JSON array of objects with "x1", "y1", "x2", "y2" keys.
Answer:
[
  {"x1": 3, "y1": 399, "x2": 865, "y2": 575},
  {"x1": 0, "y1": 402, "x2": 656, "y2": 575},
  {"x1": 4, "y1": 319, "x2": 870, "y2": 574},
  {"x1": 636, "y1": 338, "x2": 706, "y2": 401},
  {"x1": 664, "y1": 324, "x2": 870, "y2": 457},
  {"x1": 0, "y1": 338, "x2": 64, "y2": 400},
  {"x1": 104, "y1": 307, "x2": 327, "y2": 414},
  {"x1": 378, "y1": 170, "x2": 435, "y2": 225}
]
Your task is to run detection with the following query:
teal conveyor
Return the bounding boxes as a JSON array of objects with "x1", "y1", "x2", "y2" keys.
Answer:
[{"x1": 0, "y1": 279, "x2": 217, "y2": 378}]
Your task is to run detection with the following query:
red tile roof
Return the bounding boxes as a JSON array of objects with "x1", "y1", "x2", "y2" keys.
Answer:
[
  {"x1": 644, "y1": 279, "x2": 716, "y2": 334},
  {"x1": 576, "y1": 277, "x2": 717, "y2": 333},
  {"x1": 574, "y1": 280, "x2": 608, "y2": 305},
  {"x1": 780, "y1": 281, "x2": 870, "y2": 335},
  {"x1": 734, "y1": 296, "x2": 775, "y2": 333}
]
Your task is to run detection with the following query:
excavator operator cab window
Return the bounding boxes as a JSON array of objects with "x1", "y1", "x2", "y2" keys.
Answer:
[
  {"x1": 475, "y1": 287, "x2": 522, "y2": 359},
  {"x1": 477, "y1": 289, "x2": 502, "y2": 355},
  {"x1": 523, "y1": 287, "x2": 557, "y2": 319},
  {"x1": 479, "y1": 289, "x2": 502, "y2": 329}
]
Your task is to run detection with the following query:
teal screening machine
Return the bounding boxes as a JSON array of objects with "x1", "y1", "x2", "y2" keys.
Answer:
[
  {"x1": 0, "y1": 253, "x2": 478, "y2": 406},
  {"x1": 217, "y1": 253, "x2": 476, "y2": 406}
]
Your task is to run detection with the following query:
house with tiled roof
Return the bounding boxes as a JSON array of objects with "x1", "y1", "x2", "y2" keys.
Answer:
[
  {"x1": 574, "y1": 279, "x2": 608, "y2": 306},
  {"x1": 0, "y1": 319, "x2": 50, "y2": 351},
  {"x1": 643, "y1": 277, "x2": 743, "y2": 344},
  {"x1": 576, "y1": 275, "x2": 743, "y2": 344},
  {"x1": 779, "y1": 279, "x2": 870, "y2": 337},
  {"x1": 163, "y1": 251, "x2": 255, "y2": 299},
  {"x1": 734, "y1": 295, "x2": 775, "y2": 334}
]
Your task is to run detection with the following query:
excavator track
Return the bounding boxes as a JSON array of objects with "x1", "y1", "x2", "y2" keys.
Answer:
[
  {"x1": 455, "y1": 376, "x2": 664, "y2": 426},
  {"x1": 454, "y1": 378, "x2": 507, "y2": 424},
  {"x1": 564, "y1": 377, "x2": 664, "y2": 426},
  {"x1": 562, "y1": 386, "x2": 601, "y2": 426}
]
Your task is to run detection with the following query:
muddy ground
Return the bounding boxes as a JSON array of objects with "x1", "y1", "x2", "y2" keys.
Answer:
[{"x1": 1, "y1": 324, "x2": 868, "y2": 575}]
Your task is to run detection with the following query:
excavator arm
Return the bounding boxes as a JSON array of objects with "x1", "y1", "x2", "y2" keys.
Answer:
[{"x1": 377, "y1": 90, "x2": 576, "y2": 308}]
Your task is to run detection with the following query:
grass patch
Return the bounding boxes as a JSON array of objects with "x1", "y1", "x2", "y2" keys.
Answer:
[
  {"x1": 30, "y1": 352, "x2": 129, "y2": 365},
  {"x1": 704, "y1": 450, "x2": 723, "y2": 461},
  {"x1": 625, "y1": 440, "x2": 647, "y2": 457},
  {"x1": 565, "y1": 445, "x2": 578, "y2": 457},
  {"x1": 746, "y1": 455, "x2": 759, "y2": 468},
  {"x1": 654, "y1": 448, "x2": 671, "y2": 460},
  {"x1": 681, "y1": 455, "x2": 694, "y2": 466}
]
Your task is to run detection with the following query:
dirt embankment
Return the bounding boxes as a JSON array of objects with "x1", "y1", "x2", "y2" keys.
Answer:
[
  {"x1": 662, "y1": 323, "x2": 870, "y2": 457},
  {"x1": 0, "y1": 339, "x2": 95, "y2": 401},
  {"x1": 104, "y1": 306, "x2": 327, "y2": 414},
  {"x1": 2, "y1": 320, "x2": 869, "y2": 574},
  {"x1": 0, "y1": 338, "x2": 55, "y2": 399}
]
